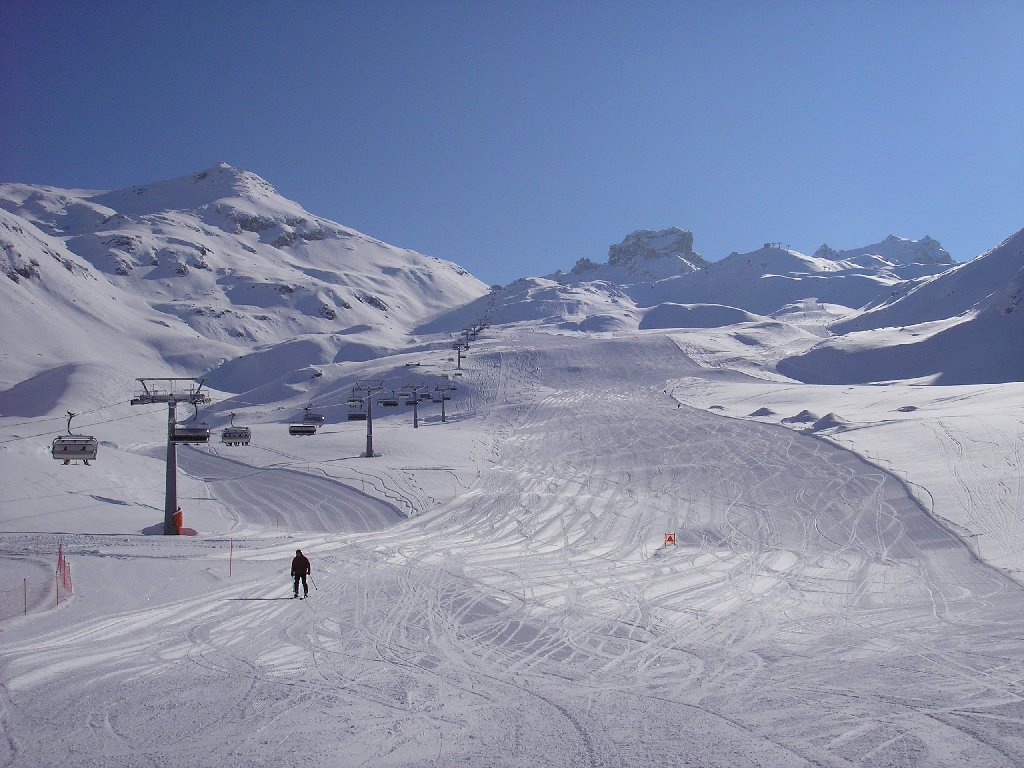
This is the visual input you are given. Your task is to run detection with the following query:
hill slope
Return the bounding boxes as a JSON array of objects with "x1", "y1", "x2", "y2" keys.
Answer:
[
  {"x1": 779, "y1": 229, "x2": 1024, "y2": 384},
  {"x1": 0, "y1": 163, "x2": 488, "y2": 393}
]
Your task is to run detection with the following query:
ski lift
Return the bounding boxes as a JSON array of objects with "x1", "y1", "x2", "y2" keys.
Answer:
[
  {"x1": 346, "y1": 397, "x2": 364, "y2": 408},
  {"x1": 220, "y1": 413, "x2": 251, "y2": 446},
  {"x1": 51, "y1": 411, "x2": 98, "y2": 465},
  {"x1": 347, "y1": 412, "x2": 368, "y2": 421},
  {"x1": 302, "y1": 404, "x2": 325, "y2": 426},
  {"x1": 378, "y1": 391, "x2": 400, "y2": 407},
  {"x1": 289, "y1": 423, "x2": 317, "y2": 436},
  {"x1": 172, "y1": 402, "x2": 210, "y2": 443}
]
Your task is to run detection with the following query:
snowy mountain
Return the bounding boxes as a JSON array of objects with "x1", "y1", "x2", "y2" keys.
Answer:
[
  {"x1": 0, "y1": 163, "x2": 488, "y2": 394},
  {"x1": 423, "y1": 231, "x2": 959, "y2": 337},
  {"x1": 778, "y1": 228, "x2": 1024, "y2": 384},
  {"x1": 4, "y1": 162, "x2": 1019, "y2": 397},
  {"x1": 814, "y1": 233, "x2": 953, "y2": 276}
]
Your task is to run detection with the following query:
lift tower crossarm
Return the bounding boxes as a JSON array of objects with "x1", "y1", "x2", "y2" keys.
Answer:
[{"x1": 131, "y1": 377, "x2": 210, "y2": 405}]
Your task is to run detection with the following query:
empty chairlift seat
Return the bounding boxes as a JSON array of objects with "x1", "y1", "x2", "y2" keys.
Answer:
[
  {"x1": 172, "y1": 423, "x2": 211, "y2": 443},
  {"x1": 289, "y1": 423, "x2": 317, "y2": 436},
  {"x1": 347, "y1": 412, "x2": 368, "y2": 421},
  {"x1": 52, "y1": 412, "x2": 99, "y2": 464},
  {"x1": 52, "y1": 435, "x2": 99, "y2": 464}
]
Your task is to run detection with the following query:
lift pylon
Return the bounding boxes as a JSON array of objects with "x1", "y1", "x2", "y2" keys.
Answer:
[{"x1": 131, "y1": 378, "x2": 210, "y2": 535}]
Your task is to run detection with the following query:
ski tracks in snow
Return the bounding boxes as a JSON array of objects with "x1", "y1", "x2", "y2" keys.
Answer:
[{"x1": 3, "y1": 333, "x2": 1024, "y2": 766}]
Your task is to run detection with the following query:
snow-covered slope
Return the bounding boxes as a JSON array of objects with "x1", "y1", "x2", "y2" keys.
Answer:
[
  {"x1": 2, "y1": 329, "x2": 1023, "y2": 767},
  {"x1": 779, "y1": 229, "x2": 1024, "y2": 384},
  {"x1": 0, "y1": 163, "x2": 488, "y2": 390},
  {"x1": 833, "y1": 228, "x2": 1024, "y2": 333}
]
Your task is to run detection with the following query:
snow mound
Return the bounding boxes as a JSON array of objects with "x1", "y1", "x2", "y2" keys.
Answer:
[
  {"x1": 782, "y1": 410, "x2": 819, "y2": 424},
  {"x1": 809, "y1": 412, "x2": 849, "y2": 431},
  {"x1": 749, "y1": 407, "x2": 777, "y2": 417}
]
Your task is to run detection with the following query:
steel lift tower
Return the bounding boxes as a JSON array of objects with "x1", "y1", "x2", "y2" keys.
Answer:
[{"x1": 131, "y1": 378, "x2": 211, "y2": 535}]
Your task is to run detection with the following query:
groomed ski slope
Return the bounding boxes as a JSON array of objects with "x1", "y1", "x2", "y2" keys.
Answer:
[{"x1": 3, "y1": 332, "x2": 1024, "y2": 767}]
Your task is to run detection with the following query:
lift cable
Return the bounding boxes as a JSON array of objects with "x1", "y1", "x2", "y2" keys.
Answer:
[{"x1": 0, "y1": 403, "x2": 166, "y2": 445}]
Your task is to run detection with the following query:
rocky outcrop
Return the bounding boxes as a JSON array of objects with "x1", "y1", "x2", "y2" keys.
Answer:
[{"x1": 607, "y1": 227, "x2": 701, "y2": 266}]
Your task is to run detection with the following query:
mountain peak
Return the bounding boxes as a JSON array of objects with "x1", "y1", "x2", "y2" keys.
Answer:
[
  {"x1": 569, "y1": 227, "x2": 705, "y2": 279},
  {"x1": 90, "y1": 164, "x2": 283, "y2": 216},
  {"x1": 815, "y1": 235, "x2": 953, "y2": 266},
  {"x1": 608, "y1": 227, "x2": 700, "y2": 266}
]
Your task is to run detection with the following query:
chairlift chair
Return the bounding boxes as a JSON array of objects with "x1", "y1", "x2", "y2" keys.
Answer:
[
  {"x1": 172, "y1": 402, "x2": 210, "y2": 443},
  {"x1": 220, "y1": 412, "x2": 251, "y2": 446},
  {"x1": 347, "y1": 412, "x2": 368, "y2": 421},
  {"x1": 302, "y1": 404, "x2": 326, "y2": 426},
  {"x1": 378, "y1": 392, "x2": 400, "y2": 407},
  {"x1": 51, "y1": 412, "x2": 99, "y2": 465},
  {"x1": 289, "y1": 423, "x2": 317, "y2": 436},
  {"x1": 346, "y1": 398, "x2": 364, "y2": 408},
  {"x1": 172, "y1": 423, "x2": 211, "y2": 443},
  {"x1": 221, "y1": 427, "x2": 251, "y2": 446}
]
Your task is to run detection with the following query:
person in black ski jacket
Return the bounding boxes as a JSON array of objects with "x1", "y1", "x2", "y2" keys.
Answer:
[{"x1": 291, "y1": 549, "x2": 311, "y2": 598}]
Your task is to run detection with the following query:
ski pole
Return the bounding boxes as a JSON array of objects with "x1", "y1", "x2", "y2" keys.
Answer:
[{"x1": 309, "y1": 575, "x2": 318, "y2": 591}]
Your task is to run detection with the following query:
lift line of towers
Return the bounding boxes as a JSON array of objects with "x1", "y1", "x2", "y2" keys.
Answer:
[{"x1": 48, "y1": 321, "x2": 487, "y2": 531}]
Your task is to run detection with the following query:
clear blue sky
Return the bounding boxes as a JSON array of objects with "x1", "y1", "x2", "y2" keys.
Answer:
[{"x1": 2, "y1": 1, "x2": 1021, "y2": 285}]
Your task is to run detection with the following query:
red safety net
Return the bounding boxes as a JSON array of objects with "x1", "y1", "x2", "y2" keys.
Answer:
[{"x1": 56, "y1": 542, "x2": 73, "y2": 604}]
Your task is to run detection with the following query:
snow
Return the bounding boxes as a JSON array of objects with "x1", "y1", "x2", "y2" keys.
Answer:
[{"x1": 2, "y1": 168, "x2": 1024, "y2": 766}]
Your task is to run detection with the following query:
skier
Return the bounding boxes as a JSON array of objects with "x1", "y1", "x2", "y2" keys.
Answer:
[{"x1": 290, "y1": 548, "x2": 311, "y2": 598}]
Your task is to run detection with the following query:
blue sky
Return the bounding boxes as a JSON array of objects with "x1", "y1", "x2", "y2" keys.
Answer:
[{"x1": 2, "y1": 1, "x2": 1021, "y2": 285}]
